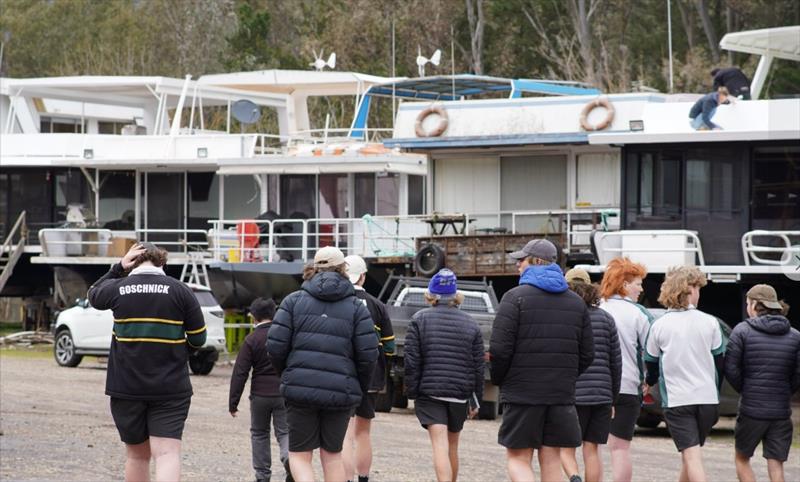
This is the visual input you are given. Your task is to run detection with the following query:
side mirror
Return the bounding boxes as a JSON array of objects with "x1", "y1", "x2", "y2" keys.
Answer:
[{"x1": 75, "y1": 298, "x2": 89, "y2": 308}]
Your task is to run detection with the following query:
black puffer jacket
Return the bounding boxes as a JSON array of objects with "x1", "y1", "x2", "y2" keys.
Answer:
[
  {"x1": 490, "y1": 265, "x2": 594, "y2": 405},
  {"x1": 267, "y1": 272, "x2": 378, "y2": 409},
  {"x1": 724, "y1": 315, "x2": 800, "y2": 420},
  {"x1": 575, "y1": 306, "x2": 622, "y2": 405},
  {"x1": 404, "y1": 304, "x2": 485, "y2": 402}
]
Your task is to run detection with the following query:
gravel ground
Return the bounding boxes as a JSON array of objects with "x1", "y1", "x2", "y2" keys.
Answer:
[{"x1": 1, "y1": 353, "x2": 798, "y2": 481}]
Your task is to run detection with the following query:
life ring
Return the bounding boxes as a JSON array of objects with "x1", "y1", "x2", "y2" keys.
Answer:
[
  {"x1": 579, "y1": 97, "x2": 615, "y2": 131},
  {"x1": 415, "y1": 106, "x2": 448, "y2": 137}
]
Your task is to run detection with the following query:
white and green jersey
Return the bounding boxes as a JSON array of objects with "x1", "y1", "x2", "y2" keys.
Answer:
[
  {"x1": 644, "y1": 306, "x2": 724, "y2": 408},
  {"x1": 599, "y1": 296, "x2": 653, "y2": 396}
]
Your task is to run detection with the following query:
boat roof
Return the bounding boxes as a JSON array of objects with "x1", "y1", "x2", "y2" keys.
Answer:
[
  {"x1": 720, "y1": 26, "x2": 800, "y2": 61},
  {"x1": 198, "y1": 70, "x2": 403, "y2": 96},
  {"x1": 367, "y1": 74, "x2": 600, "y2": 100}
]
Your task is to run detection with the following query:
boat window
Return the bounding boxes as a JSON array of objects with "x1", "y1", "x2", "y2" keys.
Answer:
[
  {"x1": 224, "y1": 175, "x2": 261, "y2": 220},
  {"x1": 319, "y1": 174, "x2": 348, "y2": 218},
  {"x1": 377, "y1": 173, "x2": 399, "y2": 216},
  {"x1": 354, "y1": 173, "x2": 375, "y2": 217},
  {"x1": 576, "y1": 153, "x2": 620, "y2": 207},
  {"x1": 188, "y1": 172, "x2": 219, "y2": 232},
  {"x1": 408, "y1": 175, "x2": 425, "y2": 215},
  {"x1": 279, "y1": 175, "x2": 316, "y2": 219},
  {"x1": 55, "y1": 169, "x2": 92, "y2": 223},
  {"x1": 752, "y1": 146, "x2": 800, "y2": 230},
  {"x1": 99, "y1": 171, "x2": 136, "y2": 230},
  {"x1": 39, "y1": 116, "x2": 85, "y2": 133},
  {"x1": 145, "y1": 173, "x2": 185, "y2": 248},
  {"x1": 501, "y1": 155, "x2": 567, "y2": 232},
  {"x1": 624, "y1": 151, "x2": 682, "y2": 228},
  {"x1": 98, "y1": 121, "x2": 124, "y2": 135}
]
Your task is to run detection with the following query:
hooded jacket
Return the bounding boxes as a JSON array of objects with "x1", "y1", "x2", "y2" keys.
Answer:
[
  {"x1": 575, "y1": 306, "x2": 622, "y2": 405},
  {"x1": 490, "y1": 264, "x2": 594, "y2": 405},
  {"x1": 724, "y1": 314, "x2": 800, "y2": 420},
  {"x1": 267, "y1": 272, "x2": 378, "y2": 409}
]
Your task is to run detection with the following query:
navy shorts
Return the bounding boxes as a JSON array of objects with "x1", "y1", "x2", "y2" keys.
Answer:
[{"x1": 110, "y1": 397, "x2": 191, "y2": 445}]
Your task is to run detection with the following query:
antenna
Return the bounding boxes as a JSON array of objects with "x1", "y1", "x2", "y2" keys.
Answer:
[
  {"x1": 231, "y1": 99, "x2": 262, "y2": 133},
  {"x1": 416, "y1": 46, "x2": 441, "y2": 77},
  {"x1": 310, "y1": 49, "x2": 336, "y2": 71}
]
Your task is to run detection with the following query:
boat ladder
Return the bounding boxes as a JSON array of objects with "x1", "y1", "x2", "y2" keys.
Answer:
[{"x1": 0, "y1": 211, "x2": 27, "y2": 293}]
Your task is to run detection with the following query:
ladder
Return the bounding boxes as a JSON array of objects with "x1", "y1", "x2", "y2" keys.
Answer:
[
  {"x1": 179, "y1": 251, "x2": 210, "y2": 288},
  {"x1": 0, "y1": 211, "x2": 27, "y2": 293}
]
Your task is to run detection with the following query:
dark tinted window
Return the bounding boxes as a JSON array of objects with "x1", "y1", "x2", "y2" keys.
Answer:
[
  {"x1": 193, "y1": 290, "x2": 219, "y2": 307},
  {"x1": 752, "y1": 146, "x2": 800, "y2": 230}
]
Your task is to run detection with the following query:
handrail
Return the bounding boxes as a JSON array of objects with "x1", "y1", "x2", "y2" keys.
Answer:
[
  {"x1": 741, "y1": 230, "x2": 800, "y2": 266},
  {"x1": 595, "y1": 230, "x2": 706, "y2": 266},
  {"x1": 0, "y1": 211, "x2": 27, "y2": 293},
  {"x1": 1, "y1": 210, "x2": 26, "y2": 254}
]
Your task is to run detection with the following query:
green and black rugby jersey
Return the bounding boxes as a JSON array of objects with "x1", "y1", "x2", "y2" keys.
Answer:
[{"x1": 88, "y1": 263, "x2": 207, "y2": 400}]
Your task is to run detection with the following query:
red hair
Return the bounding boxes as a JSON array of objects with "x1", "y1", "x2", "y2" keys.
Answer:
[{"x1": 600, "y1": 257, "x2": 647, "y2": 299}]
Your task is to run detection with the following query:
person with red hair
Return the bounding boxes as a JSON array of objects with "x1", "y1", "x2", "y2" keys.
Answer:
[{"x1": 598, "y1": 258, "x2": 653, "y2": 482}]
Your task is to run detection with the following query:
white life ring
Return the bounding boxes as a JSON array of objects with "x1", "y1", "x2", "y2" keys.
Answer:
[
  {"x1": 415, "y1": 106, "x2": 449, "y2": 137},
  {"x1": 580, "y1": 97, "x2": 615, "y2": 131}
]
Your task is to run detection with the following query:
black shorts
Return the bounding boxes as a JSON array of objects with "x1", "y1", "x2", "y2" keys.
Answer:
[
  {"x1": 577, "y1": 404, "x2": 613, "y2": 444},
  {"x1": 354, "y1": 393, "x2": 378, "y2": 420},
  {"x1": 109, "y1": 397, "x2": 191, "y2": 445},
  {"x1": 498, "y1": 404, "x2": 582, "y2": 449},
  {"x1": 609, "y1": 394, "x2": 641, "y2": 441},
  {"x1": 414, "y1": 397, "x2": 468, "y2": 433},
  {"x1": 735, "y1": 415, "x2": 793, "y2": 462},
  {"x1": 285, "y1": 404, "x2": 352, "y2": 453},
  {"x1": 663, "y1": 404, "x2": 719, "y2": 452}
]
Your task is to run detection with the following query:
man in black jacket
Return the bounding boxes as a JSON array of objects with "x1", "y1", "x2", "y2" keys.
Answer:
[
  {"x1": 490, "y1": 239, "x2": 594, "y2": 482},
  {"x1": 267, "y1": 247, "x2": 378, "y2": 482},
  {"x1": 88, "y1": 242, "x2": 206, "y2": 482},
  {"x1": 341, "y1": 255, "x2": 396, "y2": 482},
  {"x1": 725, "y1": 285, "x2": 800, "y2": 482},
  {"x1": 229, "y1": 298, "x2": 291, "y2": 482},
  {"x1": 711, "y1": 67, "x2": 751, "y2": 100},
  {"x1": 404, "y1": 268, "x2": 484, "y2": 482}
]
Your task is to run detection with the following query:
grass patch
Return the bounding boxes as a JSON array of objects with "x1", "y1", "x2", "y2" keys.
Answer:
[
  {"x1": 0, "y1": 323, "x2": 24, "y2": 337},
  {"x1": 0, "y1": 345, "x2": 52, "y2": 359}
]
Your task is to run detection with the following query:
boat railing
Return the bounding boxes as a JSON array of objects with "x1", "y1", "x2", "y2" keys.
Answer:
[
  {"x1": 38, "y1": 228, "x2": 209, "y2": 257},
  {"x1": 741, "y1": 230, "x2": 800, "y2": 266},
  {"x1": 251, "y1": 128, "x2": 394, "y2": 154},
  {"x1": 593, "y1": 230, "x2": 706, "y2": 267}
]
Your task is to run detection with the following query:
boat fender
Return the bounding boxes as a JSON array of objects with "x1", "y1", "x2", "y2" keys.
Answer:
[
  {"x1": 415, "y1": 106, "x2": 449, "y2": 137},
  {"x1": 414, "y1": 244, "x2": 446, "y2": 277},
  {"x1": 579, "y1": 97, "x2": 615, "y2": 131}
]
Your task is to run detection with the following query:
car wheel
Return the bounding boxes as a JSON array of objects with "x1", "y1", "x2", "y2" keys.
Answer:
[
  {"x1": 54, "y1": 329, "x2": 83, "y2": 367},
  {"x1": 636, "y1": 412, "x2": 662, "y2": 429},
  {"x1": 189, "y1": 350, "x2": 218, "y2": 375}
]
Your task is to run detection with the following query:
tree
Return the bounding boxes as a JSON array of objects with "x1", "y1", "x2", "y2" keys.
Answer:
[{"x1": 464, "y1": 0, "x2": 484, "y2": 74}]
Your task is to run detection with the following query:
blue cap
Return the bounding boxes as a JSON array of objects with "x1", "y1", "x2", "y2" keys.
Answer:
[{"x1": 428, "y1": 268, "x2": 457, "y2": 296}]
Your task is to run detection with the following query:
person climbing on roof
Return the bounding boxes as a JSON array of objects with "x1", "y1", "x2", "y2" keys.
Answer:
[
  {"x1": 689, "y1": 87, "x2": 731, "y2": 131},
  {"x1": 711, "y1": 67, "x2": 751, "y2": 100}
]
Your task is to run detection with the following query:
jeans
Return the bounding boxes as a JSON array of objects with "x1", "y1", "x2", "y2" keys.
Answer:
[
  {"x1": 690, "y1": 106, "x2": 717, "y2": 129},
  {"x1": 251, "y1": 395, "x2": 289, "y2": 481}
]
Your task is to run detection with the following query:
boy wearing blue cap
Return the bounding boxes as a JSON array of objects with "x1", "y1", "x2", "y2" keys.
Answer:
[{"x1": 404, "y1": 268, "x2": 485, "y2": 482}]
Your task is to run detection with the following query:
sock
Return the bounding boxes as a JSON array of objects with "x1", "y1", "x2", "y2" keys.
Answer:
[{"x1": 358, "y1": 476, "x2": 369, "y2": 482}]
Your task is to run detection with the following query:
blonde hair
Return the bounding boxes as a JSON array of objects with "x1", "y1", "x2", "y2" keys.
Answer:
[
  {"x1": 658, "y1": 266, "x2": 707, "y2": 309},
  {"x1": 423, "y1": 290, "x2": 465, "y2": 308},
  {"x1": 302, "y1": 262, "x2": 347, "y2": 281}
]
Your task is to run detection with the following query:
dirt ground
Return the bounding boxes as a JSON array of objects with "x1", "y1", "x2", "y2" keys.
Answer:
[{"x1": 1, "y1": 352, "x2": 798, "y2": 482}]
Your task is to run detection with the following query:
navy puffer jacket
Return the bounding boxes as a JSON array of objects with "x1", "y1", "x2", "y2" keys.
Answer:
[
  {"x1": 404, "y1": 304, "x2": 485, "y2": 402},
  {"x1": 267, "y1": 272, "x2": 378, "y2": 409},
  {"x1": 724, "y1": 315, "x2": 800, "y2": 420},
  {"x1": 575, "y1": 306, "x2": 622, "y2": 405}
]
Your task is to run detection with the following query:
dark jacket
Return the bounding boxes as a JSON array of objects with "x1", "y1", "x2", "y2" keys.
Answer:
[
  {"x1": 688, "y1": 92, "x2": 723, "y2": 129},
  {"x1": 354, "y1": 287, "x2": 396, "y2": 392},
  {"x1": 266, "y1": 272, "x2": 378, "y2": 409},
  {"x1": 229, "y1": 322, "x2": 281, "y2": 412},
  {"x1": 724, "y1": 315, "x2": 800, "y2": 420},
  {"x1": 490, "y1": 264, "x2": 594, "y2": 405},
  {"x1": 712, "y1": 67, "x2": 750, "y2": 99},
  {"x1": 575, "y1": 306, "x2": 622, "y2": 405},
  {"x1": 88, "y1": 263, "x2": 206, "y2": 400},
  {"x1": 404, "y1": 304, "x2": 485, "y2": 402}
]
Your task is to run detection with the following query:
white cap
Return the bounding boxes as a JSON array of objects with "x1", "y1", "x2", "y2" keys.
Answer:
[
  {"x1": 313, "y1": 246, "x2": 346, "y2": 268},
  {"x1": 344, "y1": 255, "x2": 368, "y2": 284}
]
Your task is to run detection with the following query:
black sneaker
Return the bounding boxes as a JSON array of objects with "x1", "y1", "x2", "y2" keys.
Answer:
[
  {"x1": 569, "y1": 475, "x2": 583, "y2": 482},
  {"x1": 358, "y1": 476, "x2": 369, "y2": 482}
]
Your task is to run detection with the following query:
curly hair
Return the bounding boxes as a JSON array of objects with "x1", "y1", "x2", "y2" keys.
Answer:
[
  {"x1": 130, "y1": 242, "x2": 168, "y2": 269},
  {"x1": 302, "y1": 262, "x2": 347, "y2": 281},
  {"x1": 599, "y1": 257, "x2": 647, "y2": 299},
  {"x1": 751, "y1": 300, "x2": 790, "y2": 317},
  {"x1": 569, "y1": 281, "x2": 600, "y2": 307},
  {"x1": 657, "y1": 266, "x2": 708, "y2": 309}
]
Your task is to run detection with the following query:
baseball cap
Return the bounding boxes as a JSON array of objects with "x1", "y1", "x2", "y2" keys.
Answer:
[
  {"x1": 509, "y1": 239, "x2": 558, "y2": 263},
  {"x1": 344, "y1": 255, "x2": 368, "y2": 284},
  {"x1": 428, "y1": 268, "x2": 457, "y2": 297},
  {"x1": 746, "y1": 284, "x2": 782, "y2": 310},
  {"x1": 565, "y1": 267, "x2": 591, "y2": 284},
  {"x1": 314, "y1": 246, "x2": 346, "y2": 268}
]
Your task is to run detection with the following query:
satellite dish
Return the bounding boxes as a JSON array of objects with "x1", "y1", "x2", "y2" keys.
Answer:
[
  {"x1": 231, "y1": 99, "x2": 261, "y2": 125},
  {"x1": 416, "y1": 47, "x2": 441, "y2": 77},
  {"x1": 310, "y1": 49, "x2": 336, "y2": 71}
]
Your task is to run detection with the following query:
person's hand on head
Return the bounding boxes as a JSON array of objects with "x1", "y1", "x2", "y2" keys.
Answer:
[{"x1": 121, "y1": 244, "x2": 146, "y2": 270}]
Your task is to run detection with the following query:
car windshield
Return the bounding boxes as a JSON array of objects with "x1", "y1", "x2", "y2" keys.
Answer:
[{"x1": 193, "y1": 290, "x2": 219, "y2": 307}]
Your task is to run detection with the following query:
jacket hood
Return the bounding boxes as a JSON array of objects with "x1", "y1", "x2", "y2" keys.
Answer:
[
  {"x1": 302, "y1": 271, "x2": 354, "y2": 301},
  {"x1": 746, "y1": 314, "x2": 790, "y2": 335},
  {"x1": 519, "y1": 264, "x2": 568, "y2": 293}
]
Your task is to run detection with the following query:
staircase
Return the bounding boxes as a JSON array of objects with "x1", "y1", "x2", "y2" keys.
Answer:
[{"x1": 0, "y1": 211, "x2": 27, "y2": 293}]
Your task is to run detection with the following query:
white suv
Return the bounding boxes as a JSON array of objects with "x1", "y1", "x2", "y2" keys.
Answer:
[{"x1": 53, "y1": 283, "x2": 227, "y2": 375}]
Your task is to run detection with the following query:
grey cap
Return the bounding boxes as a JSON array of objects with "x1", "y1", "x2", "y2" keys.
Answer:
[{"x1": 509, "y1": 239, "x2": 558, "y2": 262}]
